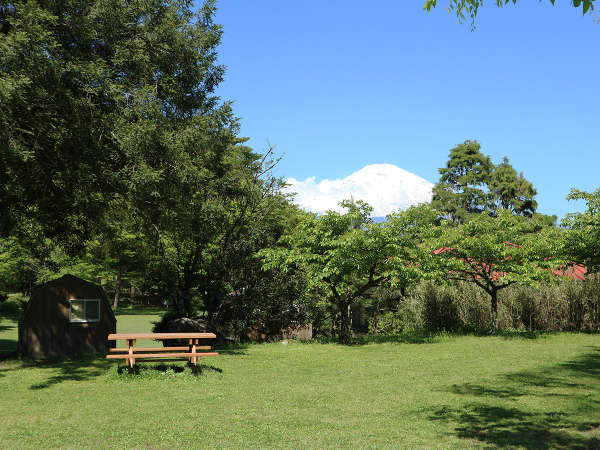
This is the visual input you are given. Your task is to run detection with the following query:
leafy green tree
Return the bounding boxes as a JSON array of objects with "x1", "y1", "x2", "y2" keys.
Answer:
[
  {"x1": 0, "y1": 198, "x2": 150, "y2": 311},
  {"x1": 204, "y1": 188, "x2": 314, "y2": 337},
  {"x1": 432, "y1": 140, "x2": 495, "y2": 223},
  {"x1": 563, "y1": 188, "x2": 600, "y2": 273},
  {"x1": 424, "y1": 0, "x2": 595, "y2": 27},
  {"x1": 73, "y1": 1, "x2": 293, "y2": 322},
  {"x1": 262, "y1": 201, "x2": 434, "y2": 343},
  {"x1": 0, "y1": 237, "x2": 38, "y2": 294},
  {"x1": 433, "y1": 142, "x2": 547, "y2": 223},
  {"x1": 489, "y1": 157, "x2": 537, "y2": 217},
  {"x1": 0, "y1": 229, "x2": 108, "y2": 300},
  {"x1": 360, "y1": 205, "x2": 441, "y2": 334},
  {"x1": 91, "y1": 196, "x2": 149, "y2": 309},
  {"x1": 215, "y1": 258, "x2": 314, "y2": 341},
  {"x1": 134, "y1": 135, "x2": 289, "y2": 319},
  {"x1": 0, "y1": 216, "x2": 69, "y2": 290},
  {"x1": 0, "y1": 0, "x2": 226, "y2": 246},
  {"x1": 2, "y1": 0, "x2": 292, "y2": 330},
  {"x1": 430, "y1": 211, "x2": 565, "y2": 333}
]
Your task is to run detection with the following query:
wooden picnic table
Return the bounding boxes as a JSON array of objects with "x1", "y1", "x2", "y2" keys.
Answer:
[{"x1": 107, "y1": 333, "x2": 218, "y2": 373}]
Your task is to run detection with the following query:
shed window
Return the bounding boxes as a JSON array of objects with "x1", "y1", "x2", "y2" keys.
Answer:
[{"x1": 69, "y1": 299, "x2": 101, "y2": 323}]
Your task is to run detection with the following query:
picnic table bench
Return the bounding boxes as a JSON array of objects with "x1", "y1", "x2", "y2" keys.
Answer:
[{"x1": 107, "y1": 333, "x2": 218, "y2": 373}]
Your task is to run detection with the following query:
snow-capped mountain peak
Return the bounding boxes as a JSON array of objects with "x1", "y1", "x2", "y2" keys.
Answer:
[{"x1": 284, "y1": 163, "x2": 434, "y2": 216}]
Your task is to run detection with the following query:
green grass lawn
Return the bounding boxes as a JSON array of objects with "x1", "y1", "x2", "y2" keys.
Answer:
[{"x1": 1, "y1": 313, "x2": 600, "y2": 448}]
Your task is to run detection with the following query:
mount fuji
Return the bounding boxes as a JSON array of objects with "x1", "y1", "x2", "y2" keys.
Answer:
[{"x1": 284, "y1": 164, "x2": 434, "y2": 217}]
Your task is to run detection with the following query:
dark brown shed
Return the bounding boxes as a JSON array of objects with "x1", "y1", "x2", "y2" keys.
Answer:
[{"x1": 18, "y1": 274, "x2": 116, "y2": 358}]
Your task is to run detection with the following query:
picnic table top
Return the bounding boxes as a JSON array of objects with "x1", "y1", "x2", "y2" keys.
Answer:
[{"x1": 108, "y1": 333, "x2": 217, "y2": 340}]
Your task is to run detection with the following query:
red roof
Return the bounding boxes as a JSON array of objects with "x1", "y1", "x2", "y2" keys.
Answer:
[
  {"x1": 554, "y1": 265, "x2": 587, "y2": 281},
  {"x1": 433, "y1": 245, "x2": 588, "y2": 281}
]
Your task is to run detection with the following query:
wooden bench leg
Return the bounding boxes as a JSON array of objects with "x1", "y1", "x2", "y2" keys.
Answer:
[
  {"x1": 128, "y1": 339, "x2": 136, "y2": 374},
  {"x1": 188, "y1": 338, "x2": 198, "y2": 374}
]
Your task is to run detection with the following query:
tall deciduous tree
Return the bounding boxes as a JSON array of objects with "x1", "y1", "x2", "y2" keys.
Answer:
[
  {"x1": 430, "y1": 211, "x2": 564, "y2": 333},
  {"x1": 261, "y1": 201, "x2": 434, "y2": 343},
  {"x1": 136, "y1": 133, "x2": 287, "y2": 320},
  {"x1": 91, "y1": 196, "x2": 148, "y2": 309},
  {"x1": 0, "y1": 0, "x2": 226, "y2": 245},
  {"x1": 2, "y1": 0, "x2": 295, "y2": 328},
  {"x1": 563, "y1": 188, "x2": 600, "y2": 273}
]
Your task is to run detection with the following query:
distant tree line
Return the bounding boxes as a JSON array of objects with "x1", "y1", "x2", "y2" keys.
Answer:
[
  {"x1": 263, "y1": 140, "x2": 599, "y2": 341},
  {"x1": 1, "y1": 0, "x2": 598, "y2": 343}
]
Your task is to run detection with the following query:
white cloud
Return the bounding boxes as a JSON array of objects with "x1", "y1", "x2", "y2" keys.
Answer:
[{"x1": 284, "y1": 164, "x2": 434, "y2": 217}]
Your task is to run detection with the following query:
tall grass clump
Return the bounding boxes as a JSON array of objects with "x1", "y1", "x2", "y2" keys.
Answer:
[{"x1": 368, "y1": 278, "x2": 600, "y2": 334}]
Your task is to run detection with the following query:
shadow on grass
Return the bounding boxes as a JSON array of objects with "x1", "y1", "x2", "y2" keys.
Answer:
[
  {"x1": 114, "y1": 362, "x2": 223, "y2": 376},
  {"x1": 28, "y1": 357, "x2": 112, "y2": 390},
  {"x1": 431, "y1": 347, "x2": 600, "y2": 448},
  {"x1": 0, "y1": 323, "x2": 16, "y2": 332},
  {"x1": 431, "y1": 404, "x2": 600, "y2": 449},
  {"x1": 0, "y1": 338, "x2": 17, "y2": 358},
  {"x1": 114, "y1": 307, "x2": 167, "y2": 316},
  {"x1": 311, "y1": 331, "x2": 456, "y2": 346},
  {"x1": 213, "y1": 343, "x2": 250, "y2": 356},
  {"x1": 447, "y1": 383, "x2": 529, "y2": 400},
  {"x1": 311, "y1": 328, "x2": 565, "y2": 346},
  {"x1": 0, "y1": 320, "x2": 18, "y2": 359},
  {"x1": 0, "y1": 321, "x2": 18, "y2": 358},
  {"x1": 494, "y1": 330, "x2": 557, "y2": 340}
]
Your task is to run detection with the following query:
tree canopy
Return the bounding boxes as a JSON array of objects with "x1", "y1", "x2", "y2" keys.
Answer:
[
  {"x1": 432, "y1": 140, "x2": 543, "y2": 223},
  {"x1": 489, "y1": 157, "x2": 537, "y2": 216},
  {"x1": 429, "y1": 211, "x2": 565, "y2": 332},
  {"x1": 2, "y1": 0, "x2": 598, "y2": 338},
  {"x1": 0, "y1": 0, "x2": 308, "y2": 337},
  {"x1": 424, "y1": 0, "x2": 596, "y2": 27},
  {"x1": 432, "y1": 140, "x2": 494, "y2": 223},
  {"x1": 261, "y1": 201, "x2": 435, "y2": 342},
  {"x1": 0, "y1": 0, "x2": 226, "y2": 245},
  {"x1": 563, "y1": 189, "x2": 600, "y2": 273}
]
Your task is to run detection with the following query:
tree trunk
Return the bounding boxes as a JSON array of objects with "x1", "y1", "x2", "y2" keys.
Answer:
[
  {"x1": 181, "y1": 289, "x2": 192, "y2": 318},
  {"x1": 113, "y1": 266, "x2": 122, "y2": 310},
  {"x1": 338, "y1": 301, "x2": 351, "y2": 343},
  {"x1": 371, "y1": 310, "x2": 378, "y2": 335},
  {"x1": 180, "y1": 263, "x2": 195, "y2": 317},
  {"x1": 176, "y1": 274, "x2": 192, "y2": 317},
  {"x1": 331, "y1": 312, "x2": 336, "y2": 337},
  {"x1": 489, "y1": 289, "x2": 498, "y2": 334}
]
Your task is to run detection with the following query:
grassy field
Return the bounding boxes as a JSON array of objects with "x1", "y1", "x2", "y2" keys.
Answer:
[{"x1": 1, "y1": 313, "x2": 600, "y2": 448}]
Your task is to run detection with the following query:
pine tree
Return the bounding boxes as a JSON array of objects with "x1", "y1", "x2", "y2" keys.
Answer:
[
  {"x1": 432, "y1": 140, "x2": 495, "y2": 223},
  {"x1": 489, "y1": 157, "x2": 537, "y2": 217}
]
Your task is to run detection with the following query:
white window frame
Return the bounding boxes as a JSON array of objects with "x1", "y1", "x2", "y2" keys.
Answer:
[{"x1": 69, "y1": 299, "x2": 101, "y2": 323}]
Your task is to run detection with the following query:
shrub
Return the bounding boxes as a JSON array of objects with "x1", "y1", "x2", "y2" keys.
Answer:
[
  {"x1": 420, "y1": 282, "x2": 462, "y2": 331},
  {"x1": 368, "y1": 304, "x2": 424, "y2": 335},
  {"x1": 0, "y1": 293, "x2": 28, "y2": 319},
  {"x1": 367, "y1": 278, "x2": 600, "y2": 335}
]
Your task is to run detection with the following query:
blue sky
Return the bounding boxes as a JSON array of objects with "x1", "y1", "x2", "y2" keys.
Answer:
[{"x1": 213, "y1": 1, "x2": 598, "y2": 219}]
